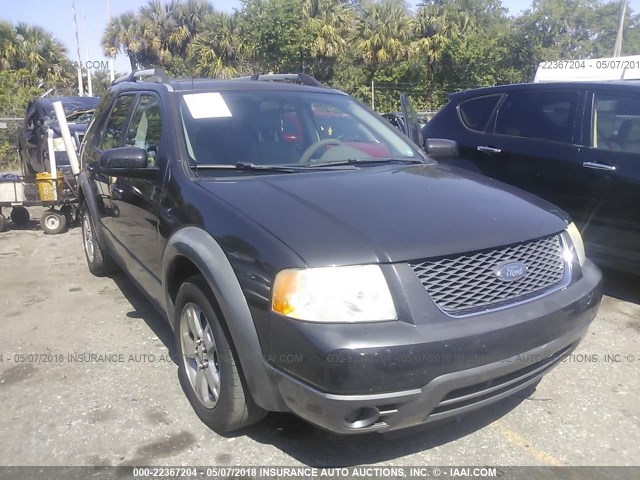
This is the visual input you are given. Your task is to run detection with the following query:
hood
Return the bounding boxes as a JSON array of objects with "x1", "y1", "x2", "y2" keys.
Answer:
[
  {"x1": 51, "y1": 122, "x2": 90, "y2": 136},
  {"x1": 197, "y1": 163, "x2": 569, "y2": 267},
  {"x1": 36, "y1": 96, "x2": 100, "y2": 116}
]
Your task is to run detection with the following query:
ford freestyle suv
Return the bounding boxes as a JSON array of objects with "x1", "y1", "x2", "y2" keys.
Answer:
[
  {"x1": 78, "y1": 70, "x2": 603, "y2": 435},
  {"x1": 422, "y1": 81, "x2": 640, "y2": 274}
]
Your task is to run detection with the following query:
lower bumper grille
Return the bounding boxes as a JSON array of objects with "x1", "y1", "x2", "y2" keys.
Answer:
[{"x1": 429, "y1": 344, "x2": 573, "y2": 417}]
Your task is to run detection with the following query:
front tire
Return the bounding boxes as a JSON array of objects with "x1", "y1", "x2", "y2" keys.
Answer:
[
  {"x1": 175, "y1": 276, "x2": 266, "y2": 433},
  {"x1": 81, "y1": 202, "x2": 117, "y2": 276}
]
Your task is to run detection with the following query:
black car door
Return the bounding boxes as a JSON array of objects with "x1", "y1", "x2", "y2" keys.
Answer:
[
  {"x1": 107, "y1": 93, "x2": 167, "y2": 296},
  {"x1": 85, "y1": 93, "x2": 136, "y2": 237},
  {"x1": 400, "y1": 94, "x2": 423, "y2": 147},
  {"x1": 577, "y1": 89, "x2": 640, "y2": 266},
  {"x1": 491, "y1": 89, "x2": 585, "y2": 217},
  {"x1": 453, "y1": 94, "x2": 509, "y2": 182},
  {"x1": 428, "y1": 93, "x2": 510, "y2": 180}
]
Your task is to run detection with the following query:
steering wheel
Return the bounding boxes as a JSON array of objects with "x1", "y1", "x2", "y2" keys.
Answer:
[{"x1": 298, "y1": 138, "x2": 343, "y2": 164}]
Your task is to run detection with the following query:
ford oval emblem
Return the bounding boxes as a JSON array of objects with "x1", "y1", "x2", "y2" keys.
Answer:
[{"x1": 495, "y1": 261, "x2": 528, "y2": 282}]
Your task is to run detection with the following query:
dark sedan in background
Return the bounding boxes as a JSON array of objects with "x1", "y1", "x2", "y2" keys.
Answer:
[
  {"x1": 18, "y1": 96, "x2": 100, "y2": 174},
  {"x1": 422, "y1": 81, "x2": 640, "y2": 274}
]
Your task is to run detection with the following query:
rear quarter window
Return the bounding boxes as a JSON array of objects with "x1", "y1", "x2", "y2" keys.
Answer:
[{"x1": 458, "y1": 95, "x2": 502, "y2": 132}]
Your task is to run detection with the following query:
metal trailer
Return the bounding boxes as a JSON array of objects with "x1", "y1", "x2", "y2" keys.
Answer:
[
  {"x1": 0, "y1": 101, "x2": 82, "y2": 234},
  {"x1": 0, "y1": 167, "x2": 79, "y2": 234}
]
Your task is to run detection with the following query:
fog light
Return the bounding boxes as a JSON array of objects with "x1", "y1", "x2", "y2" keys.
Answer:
[{"x1": 343, "y1": 407, "x2": 380, "y2": 429}]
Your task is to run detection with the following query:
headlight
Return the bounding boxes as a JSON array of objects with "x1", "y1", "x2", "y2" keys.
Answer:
[
  {"x1": 566, "y1": 222, "x2": 586, "y2": 266},
  {"x1": 52, "y1": 137, "x2": 66, "y2": 152},
  {"x1": 271, "y1": 265, "x2": 397, "y2": 322}
]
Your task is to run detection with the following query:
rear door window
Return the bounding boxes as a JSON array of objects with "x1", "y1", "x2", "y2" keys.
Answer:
[
  {"x1": 458, "y1": 95, "x2": 502, "y2": 132},
  {"x1": 495, "y1": 91, "x2": 579, "y2": 144}
]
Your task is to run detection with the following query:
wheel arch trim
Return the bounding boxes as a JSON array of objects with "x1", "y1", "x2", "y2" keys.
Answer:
[
  {"x1": 162, "y1": 226, "x2": 285, "y2": 411},
  {"x1": 77, "y1": 172, "x2": 109, "y2": 250}
]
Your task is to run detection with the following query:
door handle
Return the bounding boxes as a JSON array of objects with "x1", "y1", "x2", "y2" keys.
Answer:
[
  {"x1": 477, "y1": 146, "x2": 502, "y2": 154},
  {"x1": 582, "y1": 162, "x2": 616, "y2": 172}
]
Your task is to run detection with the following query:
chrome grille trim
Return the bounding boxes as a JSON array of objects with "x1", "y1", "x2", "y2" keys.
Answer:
[{"x1": 410, "y1": 234, "x2": 568, "y2": 316}]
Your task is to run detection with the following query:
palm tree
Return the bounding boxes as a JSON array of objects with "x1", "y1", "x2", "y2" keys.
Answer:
[
  {"x1": 171, "y1": 0, "x2": 214, "y2": 55},
  {"x1": 12, "y1": 23, "x2": 69, "y2": 82},
  {"x1": 0, "y1": 21, "x2": 17, "y2": 70},
  {"x1": 411, "y1": 3, "x2": 470, "y2": 65},
  {"x1": 303, "y1": 0, "x2": 354, "y2": 78},
  {"x1": 187, "y1": 11, "x2": 243, "y2": 78},
  {"x1": 303, "y1": 0, "x2": 353, "y2": 59},
  {"x1": 138, "y1": 0, "x2": 179, "y2": 65},
  {"x1": 353, "y1": 1, "x2": 412, "y2": 79},
  {"x1": 102, "y1": 12, "x2": 142, "y2": 70}
]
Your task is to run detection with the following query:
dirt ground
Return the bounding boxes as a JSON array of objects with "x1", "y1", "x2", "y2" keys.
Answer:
[{"x1": 0, "y1": 214, "x2": 638, "y2": 467}]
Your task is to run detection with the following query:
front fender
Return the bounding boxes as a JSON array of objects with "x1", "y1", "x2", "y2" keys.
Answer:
[{"x1": 162, "y1": 226, "x2": 285, "y2": 412}]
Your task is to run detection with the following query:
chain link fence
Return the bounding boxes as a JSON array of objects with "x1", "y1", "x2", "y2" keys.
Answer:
[{"x1": 0, "y1": 116, "x2": 22, "y2": 171}]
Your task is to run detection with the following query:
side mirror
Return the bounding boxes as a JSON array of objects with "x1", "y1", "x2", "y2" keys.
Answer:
[
  {"x1": 424, "y1": 138, "x2": 458, "y2": 161},
  {"x1": 98, "y1": 147, "x2": 157, "y2": 177}
]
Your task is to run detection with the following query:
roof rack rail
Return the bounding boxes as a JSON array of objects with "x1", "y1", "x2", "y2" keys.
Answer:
[
  {"x1": 233, "y1": 73, "x2": 323, "y2": 87},
  {"x1": 112, "y1": 68, "x2": 170, "y2": 86}
]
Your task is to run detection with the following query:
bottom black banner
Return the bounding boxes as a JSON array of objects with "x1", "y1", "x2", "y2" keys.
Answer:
[{"x1": 0, "y1": 466, "x2": 636, "y2": 480}]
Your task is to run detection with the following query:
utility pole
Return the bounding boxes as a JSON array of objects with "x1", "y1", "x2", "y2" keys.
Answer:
[
  {"x1": 106, "y1": 0, "x2": 115, "y2": 81},
  {"x1": 614, "y1": 0, "x2": 627, "y2": 57},
  {"x1": 72, "y1": 2, "x2": 84, "y2": 96},
  {"x1": 83, "y1": 13, "x2": 93, "y2": 96},
  {"x1": 371, "y1": 79, "x2": 375, "y2": 110}
]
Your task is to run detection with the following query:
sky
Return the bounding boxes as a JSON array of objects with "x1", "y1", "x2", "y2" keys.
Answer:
[{"x1": 1, "y1": 0, "x2": 639, "y2": 75}]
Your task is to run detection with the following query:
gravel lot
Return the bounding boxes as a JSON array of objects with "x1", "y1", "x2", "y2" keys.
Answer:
[{"x1": 0, "y1": 216, "x2": 638, "y2": 467}]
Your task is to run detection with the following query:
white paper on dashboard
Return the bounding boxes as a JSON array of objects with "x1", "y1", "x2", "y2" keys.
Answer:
[{"x1": 183, "y1": 92, "x2": 232, "y2": 119}]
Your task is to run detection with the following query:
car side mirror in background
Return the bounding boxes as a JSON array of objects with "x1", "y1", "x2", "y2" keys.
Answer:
[
  {"x1": 424, "y1": 138, "x2": 458, "y2": 161},
  {"x1": 98, "y1": 147, "x2": 157, "y2": 177}
]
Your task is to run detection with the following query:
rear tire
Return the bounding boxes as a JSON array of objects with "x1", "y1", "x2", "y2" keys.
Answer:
[
  {"x1": 81, "y1": 202, "x2": 117, "y2": 276},
  {"x1": 10, "y1": 206, "x2": 30, "y2": 227},
  {"x1": 0, "y1": 214, "x2": 7, "y2": 232},
  {"x1": 175, "y1": 276, "x2": 266, "y2": 433}
]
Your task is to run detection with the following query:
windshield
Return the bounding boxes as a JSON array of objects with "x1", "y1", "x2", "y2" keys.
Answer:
[
  {"x1": 179, "y1": 90, "x2": 423, "y2": 167},
  {"x1": 39, "y1": 97, "x2": 100, "y2": 126}
]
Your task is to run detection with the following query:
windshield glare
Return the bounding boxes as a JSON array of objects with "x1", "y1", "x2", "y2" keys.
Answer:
[{"x1": 179, "y1": 90, "x2": 421, "y2": 167}]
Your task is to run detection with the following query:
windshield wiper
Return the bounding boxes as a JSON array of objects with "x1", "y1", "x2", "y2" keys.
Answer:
[
  {"x1": 307, "y1": 157, "x2": 425, "y2": 168},
  {"x1": 190, "y1": 162, "x2": 305, "y2": 173},
  {"x1": 192, "y1": 162, "x2": 359, "y2": 173}
]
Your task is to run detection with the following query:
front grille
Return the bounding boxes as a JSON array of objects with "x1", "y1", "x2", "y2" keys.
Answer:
[{"x1": 410, "y1": 235, "x2": 566, "y2": 315}]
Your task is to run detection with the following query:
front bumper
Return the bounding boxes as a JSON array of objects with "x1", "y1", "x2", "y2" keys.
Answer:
[{"x1": 263, "y1": 260, "x2": 602, "y2": 434}]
